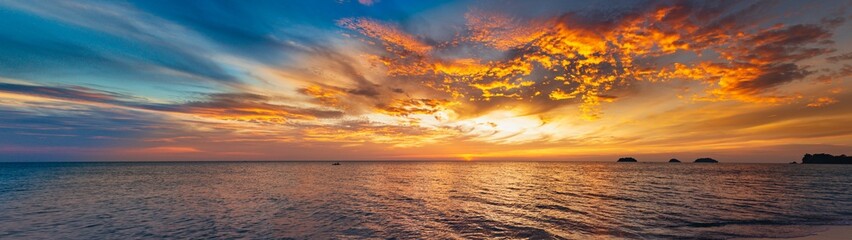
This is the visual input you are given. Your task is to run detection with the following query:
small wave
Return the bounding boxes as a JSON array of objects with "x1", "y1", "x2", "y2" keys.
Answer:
[
  {"x1": 682, "y1": 219, "x2": 786, "y2": 228},
  {"x1": 585, "y1": 192, "x2": 638, "y2": 202},
  {"x1": 535, "y1": 204, "x2": 588, "y2": 215}
]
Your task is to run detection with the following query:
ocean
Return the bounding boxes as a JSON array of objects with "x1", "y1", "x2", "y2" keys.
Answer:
[{"x1": 1, "y1": 162, "x2": 850, "y2": 239}]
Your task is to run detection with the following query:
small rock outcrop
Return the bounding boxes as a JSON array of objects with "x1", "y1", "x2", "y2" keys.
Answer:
[
  {"x1": 669, "y1": 158, "x2": 681, "y2": 163},
  {"x1": 801, "y1": 153, "x2": 852, "y2": 164},
  {"x1": 694, "y1": 158, "x2": 719, "y2": 163},
  {"x1": 617, "y1": 157, "x2": 638, "y2": 162}
]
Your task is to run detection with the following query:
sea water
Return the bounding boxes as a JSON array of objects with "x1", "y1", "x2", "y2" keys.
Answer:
[{"x1": 1, "y1": 162, "x2": 850, "y2": 239}]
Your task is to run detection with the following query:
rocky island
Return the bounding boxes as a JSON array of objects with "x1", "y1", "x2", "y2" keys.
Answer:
[
  {"x1": 669, "y1": 158, "x2": 681, "y2": 163},
  {"x1": 617, "y1": 157, "x2": 638, "y2": 162},
  {"x1": 694, "y1": 158, "x2": 719, "y2": 163},
  {"x1": 801, "y1": 153, "x2": 852, "y2": 164}
]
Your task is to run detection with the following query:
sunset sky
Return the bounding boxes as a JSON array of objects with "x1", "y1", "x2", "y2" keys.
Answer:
[{"x1": 0, "y1": 0, "x2": 850, "y2": 162}]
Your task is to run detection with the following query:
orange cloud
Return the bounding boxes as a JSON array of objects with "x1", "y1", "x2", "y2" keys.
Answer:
[
  {"x1": 340, "y1": 3, "x2": 843, "y2": 120},
  {"x1": 133, "y1": 146, "x2": 202, "y2": 154},
  {"x1": 807, "y1": 97, "x2": 838, "y2": 107},
  {"x1": 299, "y1": 85, "x2": 344, "y2": 106},
  {"x1": 376, "y1": 98, "x2": 453, "y2": 117},
  {"x1": 337, "y1": 18, "x2": 432, "y2": 54},
  {"x1": 299, "y1": 121, "x2": 458, "y2": 147}
]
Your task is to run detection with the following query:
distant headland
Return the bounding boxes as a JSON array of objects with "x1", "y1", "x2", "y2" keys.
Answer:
[
  {"x1": 802, "y1": 153, "x2": 852, "y2": 164},
  {"x1": 617, "y1": 157, "x2": 638, "y2": 162},
  {"x1": 694, "y1": 158, "x2": 718, "y2": 163},
  {"x1": 669, "y1": 159, "x2": 681, "y2": 163}
]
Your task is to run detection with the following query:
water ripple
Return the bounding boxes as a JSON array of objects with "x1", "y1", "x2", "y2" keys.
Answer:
[{"x1": 1, "y1": 162, "x2": 851, "y2": 239}]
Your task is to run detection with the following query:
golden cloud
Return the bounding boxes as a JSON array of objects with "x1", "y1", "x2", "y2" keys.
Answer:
[{"x1": 339, "y1": 3, "x2": 843, "y2": 120}]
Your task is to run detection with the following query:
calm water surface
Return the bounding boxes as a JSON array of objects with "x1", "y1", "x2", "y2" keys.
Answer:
[{"x1": 1, "y1": 162, "x2": 850, "y2": 239}]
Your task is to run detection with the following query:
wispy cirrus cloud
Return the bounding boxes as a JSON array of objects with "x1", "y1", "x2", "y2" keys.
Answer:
[
  {"x1": 0, "y1": 82, "x2": 343, "y2": 124},
  {"x1": 0, "y1": 0, "x2": 241, "y2": 87}
]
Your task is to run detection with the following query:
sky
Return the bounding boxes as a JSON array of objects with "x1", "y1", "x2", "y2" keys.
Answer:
[{"x1": 0, "y1": 0, "x2": 850, "y2": 162}]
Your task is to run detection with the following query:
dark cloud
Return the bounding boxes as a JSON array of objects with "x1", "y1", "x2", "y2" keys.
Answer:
[
  {"x1": 174, "y1": 93, "x2": 345, "y2": 121},
  {"x1": 0, "y1": 105, "x2": 168, "y2": 150},
  {"x1": 0, "y1": 82, "x2": 149, "y2": 107},
  {"x1": 821, "y1": 16, "x2": 846, "y2": 28},
  {"x1": 826, "y1": 52, "x2": 852, "y2": 62},
  {"x1": 0, "y1": 83, "x2": 344, "y2": 123},
  {"x1": 705, "y1": 22, "x2": 837, "y2": 97},
  {"x1": 319, "y1": 50, "x2": 383, "y2": 99},
  {"x1": 815, "y1": 64, "x2": 852, "y2": 82},
  {"x1": 731, "y1": 63, "x2": 812, "y2": 93},
  {"x1": 745, "y1": 24, "x2": 834, "y2": 62}
]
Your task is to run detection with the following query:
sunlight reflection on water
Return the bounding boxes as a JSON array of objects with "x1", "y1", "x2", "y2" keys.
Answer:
[{"x1": 0, "y1": 162, "x2": 850, "y2": 239}]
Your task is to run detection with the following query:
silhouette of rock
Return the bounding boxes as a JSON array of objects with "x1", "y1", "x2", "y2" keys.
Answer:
[
  {"x1": 617, "y1": 157, "x2": 637, "y2": 162},
  {"x1": 789, "y1": 161, "x2": 798, "y2": 164},
  {"x1": 801, "y1": 153, "x2": 852, "y2": 164},
  {"x1": 694, "y1": 158, "x2": 718, "y2": 163},
  {"x1": 669, "y1": 158, "x2": 681, "y2": 163}
]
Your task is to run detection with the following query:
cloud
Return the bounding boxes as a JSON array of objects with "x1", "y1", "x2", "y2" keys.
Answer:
[
  {"x1": 726, "y1": 63, "x2": 811, "y2": 95},
  {"x1": 0, "y1": 82, "x2": 139, "y2": 105},
  {"x1": 170, "y1": 93, "x2": 345, "y2": 123},
  {"x1": 124, "y1": 146, "x2": 202, "y2": 154},
  {"x1": 0, "y1": 82, "x2": 343, "y2": 124},
  {"x1": 296, "y1": 119, "x2": 460, "y2": 147},
  {"x1": 827, "y1": 52, "x2": 852, "y2": 62},
  {"x1": 0, "y1": 0, "x2": 240, "y2": 85},
  {"x1": 338, "y1": 18, "x2": 433, "y2": 55},
  {"x1": 815, "y1": 65, "x2": 852, "y2": 83},
  {"x1": 339, "y1": 1, "x2": 846, "y2": 119},
  {"x1": 357, "y1": 0, "x2": 378, "y2": 6},
  {"x1": 376, "y1": 98, "x2": 454, "y2": 117},
  {"x1": 0, "y1": 102, "x2": 170, "y2": 152},
  {"x1": 807, "y1": 97, "x2": 839, "y2": 107},
  {"x1": 299, "y1": 85, "x2": 346, "y2": 106}
]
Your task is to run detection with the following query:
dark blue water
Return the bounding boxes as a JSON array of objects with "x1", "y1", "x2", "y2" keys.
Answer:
[{"x1": 1, "y1": 162, "x2": 850, "y2": 239}]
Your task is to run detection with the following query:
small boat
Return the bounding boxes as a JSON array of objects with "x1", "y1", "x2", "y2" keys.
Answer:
[{"x1": 332, "y1": 162, "x2": 341, "y2": 165}]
